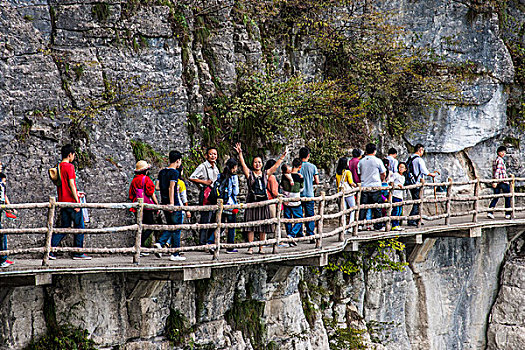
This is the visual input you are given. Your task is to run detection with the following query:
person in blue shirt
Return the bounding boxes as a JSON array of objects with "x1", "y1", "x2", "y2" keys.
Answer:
[
  {"x1": 299, "y1": 147, "x2": 319, "y2": 237},
  {"x1": 209, "y1": 158, "x2": 240, "y2": 254}
]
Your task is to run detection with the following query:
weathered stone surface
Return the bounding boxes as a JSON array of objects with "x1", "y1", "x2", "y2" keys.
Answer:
[
  {"x1": 0, "y1": 287, "x2": 46, "y2": 350},
  {"x1": 487, "y1": 258, "x2": 525, "y2": 350}
]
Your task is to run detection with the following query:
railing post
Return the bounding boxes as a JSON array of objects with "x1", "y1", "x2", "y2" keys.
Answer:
[
  {"x1": 42, "y1": 196, "x2": 56, "y2": 266},
  {"x1": 339, "y1": 191, "x2": 346, "y2": 241},
  {"x1": 511, "y1": 175, "x2": 516, "y2": 219},
  {"x1": 213, "y1": 199, "x2": 223, "y2": 260},
  {"x1": 353, "y1": 184, "x2": 362, "y2": 236},
  {"x1": 273, "y1": 195, "x2": 283, "y2": 254},
  {"x1": 316, "y1": 191, "x2": 325, "y2": 248},
  {"x1": 473, "y1": 178, "x2": 480, "y2": 223},
  {"x1": 386, "y1": 184, "x2": 393, "y2": 232},
  {"x1": 133, "y1": 198, "x2": 144, "y2": 264},
  {"x1": 445, "y1": 178, "x2": 452, "y2": 225},
  {"x1": 417, "y1": 179, "x2": 425, "y2": 229}
]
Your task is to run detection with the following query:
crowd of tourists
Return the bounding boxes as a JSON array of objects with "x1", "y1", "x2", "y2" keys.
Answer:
[{"x1": 0, "y1": 143, "x2": 513, "y2": 267}]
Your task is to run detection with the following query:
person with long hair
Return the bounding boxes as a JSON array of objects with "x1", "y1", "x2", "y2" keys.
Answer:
[
  {"x1": 209, "y1": 158, "x2": 240, "y2": 253},
  {"x1": 335, "y1": 157, "x2": 356, "y2": 225},
  {"x1": 234, "y1": 143, "x2": 286, "y2": 254}
]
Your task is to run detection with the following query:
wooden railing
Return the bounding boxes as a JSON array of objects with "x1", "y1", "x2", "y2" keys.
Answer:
[{"x1": 0, "y1": 176, "x2": 523, "y2": 266}]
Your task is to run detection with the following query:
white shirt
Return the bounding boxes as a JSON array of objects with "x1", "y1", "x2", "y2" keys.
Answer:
[
  {"x1": 189, "y1": 161, "x2": 220, "y2": 187},
  {"x1": 410, "y1": 155, "x2": 430, "y2": 183},
  {"x1": 387, "y1": 155, "x2": 398, "y2": 174},
  {"x1": 391, "y1": 173, "x2": 405, "y2": 199},
  {"x1": 358, "y1": 155, "x2": 386, "y2": 187}
]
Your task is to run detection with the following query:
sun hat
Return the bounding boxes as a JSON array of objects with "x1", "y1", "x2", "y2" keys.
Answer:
[{"x1": 134, "y1": 160, "x2": 151, "y2": 172}]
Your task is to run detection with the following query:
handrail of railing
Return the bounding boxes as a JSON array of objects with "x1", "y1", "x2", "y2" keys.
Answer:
[{"x1": 0, "y1": 176, "x2": 523, "y2": 266}]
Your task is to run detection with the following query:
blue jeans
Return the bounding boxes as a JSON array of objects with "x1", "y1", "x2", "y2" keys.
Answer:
[
  {"x1": 159, "y1": 211, "x2": 183, "y2": 256},
  {"x1": 51, "y1": 208, "x2": 85, "y2": 249},
  {"x1": 0, "y1": 220, "x2": 7, "y2": 264},
  {"x1": 302, "y1": 201, "x2": 315, "y2": 236},
  {"x1": 284, "y1": 205, "x2": 303, "y2": 238},
  {"x1": 489, "y1": 183, "x2": 511, "y2": 215},
  {"x1": 391, "y1": 197, "x2": 403, "y2": 227}
]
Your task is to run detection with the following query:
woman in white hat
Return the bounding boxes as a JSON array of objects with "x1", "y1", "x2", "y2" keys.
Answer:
[{"x1": 129, "y1": 160, "x2": 159, "y2": 253}]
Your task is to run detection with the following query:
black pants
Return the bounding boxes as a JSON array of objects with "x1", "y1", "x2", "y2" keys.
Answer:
[
  {"x1": 358, "y1": 190, "x2": 383, "y2": 229},
  {"x1": 489, "y1": 183, "x2": 511, "y2": 215},
  {"x1": 199, "y1": 211, "x2": 216, "y2": 245},
  {"x1": 141, "y1": 210, "x2": 155, "y2": 246},
  {"x1": 408, "y1": 188, "x2": 420, "y2": 225}
]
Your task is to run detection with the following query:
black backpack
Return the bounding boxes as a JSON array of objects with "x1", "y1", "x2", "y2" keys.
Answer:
[
  {"x1": 209, "y1": 175, "x2": 230, "y2": 204},
  {"x1": 405, "y1": 155, "x2": 420, "y2": 186}
]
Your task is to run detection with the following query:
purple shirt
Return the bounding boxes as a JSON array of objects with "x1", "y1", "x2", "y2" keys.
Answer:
[{"x1": 348, "y1": 157, "x2": 361, "y2": 183}]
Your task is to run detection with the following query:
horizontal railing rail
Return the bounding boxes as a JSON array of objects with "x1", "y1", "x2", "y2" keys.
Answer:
[{"x1": 0, "y1": 176, "x2": 523, "y2": 267}]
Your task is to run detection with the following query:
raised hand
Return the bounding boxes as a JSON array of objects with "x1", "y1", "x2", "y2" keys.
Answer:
[{"x1": 234, "y1": 143, "x2": 242, "y2": 154}]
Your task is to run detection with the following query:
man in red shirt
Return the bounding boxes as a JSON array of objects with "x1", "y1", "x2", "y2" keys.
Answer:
[{"x1": 50, "y1": 144, "x2": 91, "y2": 260}]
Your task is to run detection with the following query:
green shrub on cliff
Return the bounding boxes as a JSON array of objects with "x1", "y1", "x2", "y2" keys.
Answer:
[{"x1": 25, "y1": 324, "x2": 96, "y2": 350}]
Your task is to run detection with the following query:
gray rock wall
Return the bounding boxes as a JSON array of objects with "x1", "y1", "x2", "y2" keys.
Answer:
[{"x1": 1, "y1": 228, "x2": 523, "y2": 350}]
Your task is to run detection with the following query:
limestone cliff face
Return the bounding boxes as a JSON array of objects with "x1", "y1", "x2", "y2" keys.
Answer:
[
  {"x1": 0, "y1": 228, "x2": 522, "y2": 349},
  {"x1": 2, "y1": 1, "x2": 525, "y2": 349}
]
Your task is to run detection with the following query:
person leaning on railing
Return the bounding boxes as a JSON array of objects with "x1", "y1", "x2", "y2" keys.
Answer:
[
  {"x1": 488, "y1": 145, "x2": 511, "y2": 219},
  {"x1": 234, "y1": 143, "x2": 286, "y2": 254}
]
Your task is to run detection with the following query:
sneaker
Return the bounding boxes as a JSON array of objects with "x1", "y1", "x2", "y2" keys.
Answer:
[
  {"x1": 5, "y1": 259, "x2": 14, "y2": 265},
  {"x1": 487, "y1": 213, "x2": 494, "y2": 219},
  {"x1": 392, "y1": 226, "x2": 404, "y2": 231},
  {"x1": 169, "y1": 255, "x2": 186, "y2": 261},
  {"x1": 154, "y1": 243, "x2": 162, "y2": 258},
  {"x1": 505, "y1": 214, "x2": 512, "y2": 219},
  {"x1": 289, "y1": 241, "x2": 298, "y2": 247},
  {"x1": 366, "y1": 225, "x2": 373, "y2": 231},
  {"x1": 358, "y1": 225, "x2": 364, "y2": 231},
  {"x1": 225, "y1": 249, "x2": 238, "y2": 254},
  {"x1": 1, "y1": 261, "x2": 13, "y2": 268},
  {"x1": 140, "y1": 252, "x2": 150, "y2": 257},
  {"x1": 72, "y1": 254, "x2": 92, "y2": 260},
  {"x1": 48, "y1": 253, "x2": 57, "y2": 260}
]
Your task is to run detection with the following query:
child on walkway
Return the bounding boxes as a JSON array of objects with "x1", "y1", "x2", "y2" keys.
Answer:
[
  {"x1": 335, "y1": 157, "x2": 356, "y2": 225},
  {"x1": 0, "y1": 173, "x2": 17, "y2": 268},
  {"x1": 390, "y1": 162, "x2": 407, "y2": 231}
]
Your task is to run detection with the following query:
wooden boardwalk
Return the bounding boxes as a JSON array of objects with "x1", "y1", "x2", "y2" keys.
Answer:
[{"x1": 1, "y1": 176, "x2": 524, "y2": 285}]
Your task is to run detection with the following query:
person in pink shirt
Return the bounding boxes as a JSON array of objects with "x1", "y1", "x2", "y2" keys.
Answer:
[{"x1": 348, "y1": 149, "x2": 362, "y2": 184}]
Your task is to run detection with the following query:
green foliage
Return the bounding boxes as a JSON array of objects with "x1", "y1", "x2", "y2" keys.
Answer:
[
  {"x1": 298, "y1": 280, "x2": 317, "y2": 327},
  {"x1": 130, "y1": 139, "x2": 167, "y2": 167},
  {"x1": 23, "y1": 14, "x2": 34, "y2": 21},
  {"x1": 26, "y1": 289, "x2": 96, "y2": 349},
  {"x1": 165, "y1": 308, "x2": 192, "y2": 346},
  {"x1": 330, "y1": 326, "x2": 367, "y2": 350},
  {"x1": 92, "y1": 2, "x2": 110, "y2": 22},
  {"x1": 188, "y1": 0, "x2": 462, "y2": 169},
  {"x1": 17, "y1": 117, "x2": 33, "y2": 142},
  {"x1": 25, "y1": 325, "x2": 96, "y2": 350},
  {"x1": 324, "y1": 239, "x2": 408, "y2": 276},
  {"x1": 225, "y1": 292, "x2": 267, "y2": 350}
]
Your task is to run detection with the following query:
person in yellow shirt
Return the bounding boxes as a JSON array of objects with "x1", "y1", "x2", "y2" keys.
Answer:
[{"x1": 335, "y1": 157, "x2": 356, "y2": 225}]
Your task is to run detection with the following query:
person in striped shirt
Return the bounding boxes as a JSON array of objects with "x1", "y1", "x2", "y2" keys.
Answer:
[{"x1": 488, "y1": 146, "x2": 511, "y2": 219}]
